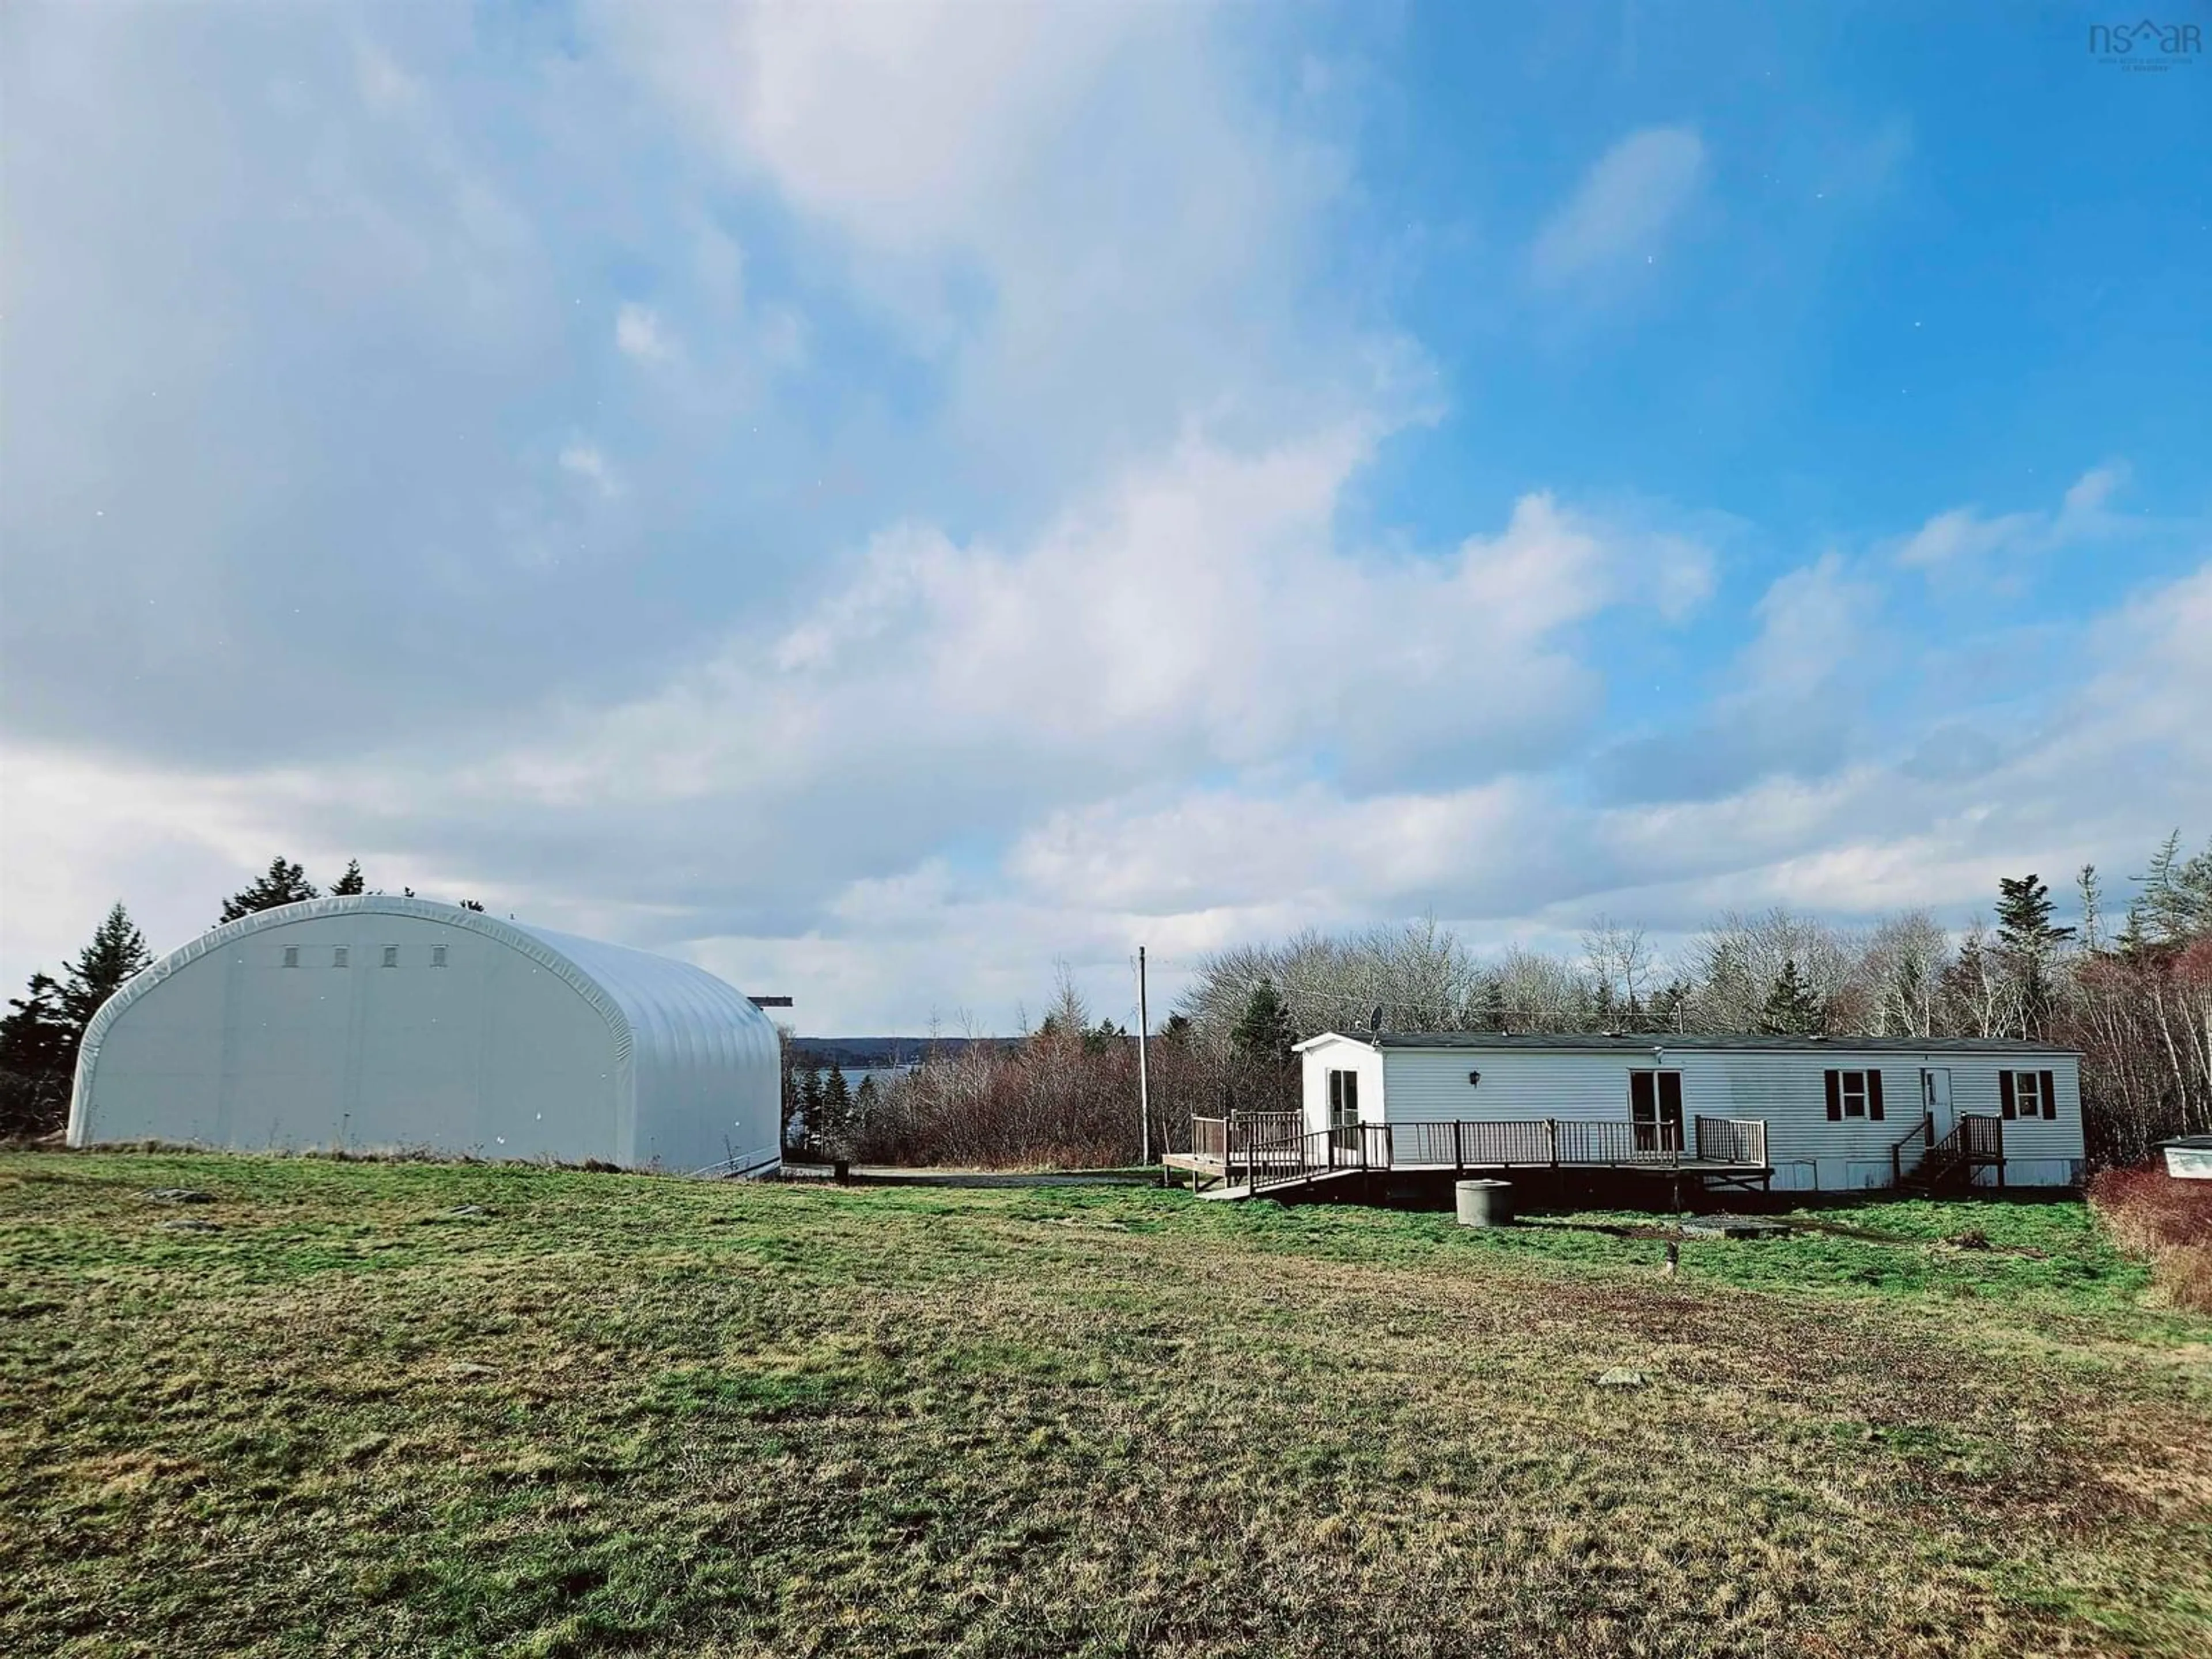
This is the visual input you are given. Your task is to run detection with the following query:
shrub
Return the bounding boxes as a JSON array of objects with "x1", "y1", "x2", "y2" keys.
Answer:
[
  {"x1": 2088, "y1": 1163, "x2": 2212, "y2": 1312},
  {"x1": 850, "y1": 1027, "x2": 1294, "y2": 1169}
]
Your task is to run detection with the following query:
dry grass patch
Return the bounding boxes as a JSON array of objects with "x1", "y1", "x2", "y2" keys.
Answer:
[{"x1": 2090, "y1": 1164, "x2": 2212, "y2": 1312}]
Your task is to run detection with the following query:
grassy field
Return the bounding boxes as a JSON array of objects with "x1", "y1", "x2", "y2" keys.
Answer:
[{"x1": 2, "y1": 1152, "x2": 2208, "y2": 1657}]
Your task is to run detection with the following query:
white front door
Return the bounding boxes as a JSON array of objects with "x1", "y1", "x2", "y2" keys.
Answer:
[{"x1": 1921, "y1": 1068, "x2": 1953, "y2": 1139}]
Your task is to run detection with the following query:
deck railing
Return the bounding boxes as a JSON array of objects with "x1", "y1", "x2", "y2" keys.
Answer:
[
  {"x1": 1888, "y1": 1112, "x2": 1934, "y2": 1185},
  {"x1": 1694, "y1": 1116, "x2": 1768, "y2": 1167},
  {"x1": 1957, "y1": 1113, "x2": 2005, "y2": 1161},
  {"x1": 1238, "y1": 1111, "x2": 1305, "y2": 1152},
  {"x1": 1892, "y1": 1112, "x2": 2004, "y2": 1189},
  {"x1": 1560, "y1": 1119, "x2": 1684, "y2": 1164},
  {"x1": 1191, "y1": 1113, "x2": 1771, "y2": 1192}
]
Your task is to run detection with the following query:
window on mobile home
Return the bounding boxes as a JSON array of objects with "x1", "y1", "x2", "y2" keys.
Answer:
[
  {"x1": 2002, "y1": 1069, "x2": 2057, "y2": 1120},
  {"x1": 1824, "y1": 1069, "x2": 1886, "y2": 1122}
]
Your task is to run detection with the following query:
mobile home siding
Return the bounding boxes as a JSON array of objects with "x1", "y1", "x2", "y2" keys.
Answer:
[
  {"x1": 1381, "y1": 1048, "x2": 1651, "y2": 1125},
  {"x1": 1323, "y1": 1038, "x2": 2084, "y2": 1191},
  {"x1": 1664, "y1": 1048, "x2": 2080, "y2": 1191},
  {"x1": 1300, "y1": 1035, "x2": 1385, "y2": 1134}
]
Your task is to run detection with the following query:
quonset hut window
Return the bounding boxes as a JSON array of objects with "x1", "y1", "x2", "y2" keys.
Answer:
[
  {"x1": 282, "y1": 946, "x2": 299, "y2": 968},
  {"x1": 333, "y1": 946, "x2": 349, "y2": 968},
  {"x1": 382, "y1": 946, "x2": 399, "y2": 968},
  {"x1": 431, "y1": 945, "x2": 448, "y2": 968}
]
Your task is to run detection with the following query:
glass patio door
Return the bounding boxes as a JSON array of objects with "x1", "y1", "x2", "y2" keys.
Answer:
[{"x1": 1630, "y1": 1070, "x2": 1684, "y2": 1153}]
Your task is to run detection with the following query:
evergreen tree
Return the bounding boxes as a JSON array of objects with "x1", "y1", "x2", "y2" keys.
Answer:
[
  {"x1": 59, "y1": 903, "x2": 153, "y2": 1032},
  {"x1": 2129, "y1": 831, "x2": 2212, "y2": 947},
  {"x1": 822, "y1": 1063, "x2": 853, "y2": 1145},
  {"x1": 330, "y1": 859, "x2": 367, "y2": 896},
  {"x1": 1997, "y1": 873, "x2": 2074, "y2": 1036},
  {"x1": 1590, "y1": 976, "x2": 1618, "y2": 1028},
  {"x1": 1758, "y1": 959, "x2": 1823, "y2": 1035},
  {"x1": 1478, "y1": 977, "x2": 1509, "y2": 1032},
  {"x1": 1995, "y1": 873, "x2": 2074, "y2": 953},
  {"x1": 2115, "y1": 900, "x2": 2150, "y2": 959},
  {"x1": 0, "y1": 973, "x2": 74, "y2": 1138},
  {"x1": 1231, "y1": 980, "x2": 1296, "y2": 1065},
  {"x1": 776, "y1": 1026, "x2": 800, "y2": 1149},
  {"x1": 800, "y1": 1063, "x2": 824, "y2": 1147},
  {"x1": 1158, "y1": 1012, "x2": 1195, "y2": 1047},
  {"x1": 2076, "y1": 864, "x2": 2104, "y2": 955},
  {"x1": 219, "y1": 857, "x2": 319, "y2": 923},
  {"x1": 1649, "y1": 979, "x2": 1691, "y2": 1033},
  {"x1": 854, "y1": 1072, "x2": 879, "y2": 1126}
]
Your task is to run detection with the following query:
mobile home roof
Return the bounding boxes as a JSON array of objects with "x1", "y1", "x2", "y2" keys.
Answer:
[{"x1": 1301, "y1": 1031, "x2": 2079, "y2": 1055}]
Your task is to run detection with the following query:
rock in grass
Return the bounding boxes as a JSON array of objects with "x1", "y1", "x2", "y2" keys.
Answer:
[
  {"x1": 144, "y1": 1188, "x2": 215, "y2": 1205},
  {"x1": 437, "y1": 1204, "x2": 492, "y2": 1219},
  {"x1": 1594, "y1": 1368, "x2": 1647, "y2": 1389}
]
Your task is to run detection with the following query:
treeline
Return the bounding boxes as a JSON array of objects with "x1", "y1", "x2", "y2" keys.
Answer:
[
  {"x1": 0, "y1": 856, "x2": 487, "y2": 1139},
  {"x1": 821, "y1": 972, "x2": 1297, "y2": 1169},
  {"x1": 835, "y1": 833, "x2": 2211, "y2": 1170}
]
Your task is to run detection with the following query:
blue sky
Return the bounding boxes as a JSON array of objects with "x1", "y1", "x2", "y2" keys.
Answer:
[{"x1": 3, "y1": 1, "x2": 2207, "y2": 1031}]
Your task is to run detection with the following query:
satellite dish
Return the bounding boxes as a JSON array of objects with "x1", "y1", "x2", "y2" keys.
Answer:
[{"x1": 1369, "y1": 1005, "x2": 1384, "y2": 1034}]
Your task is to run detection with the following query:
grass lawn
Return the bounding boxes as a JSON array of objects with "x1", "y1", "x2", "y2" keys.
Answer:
[{"x1": 3, "y1": 1152, "x2": 2208, "y2": 1657}]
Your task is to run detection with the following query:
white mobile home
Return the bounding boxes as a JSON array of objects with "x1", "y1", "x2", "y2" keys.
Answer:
[
  {"x1": 1170, "y1": 1031, "x2": 2084, "y2": 1203},
  {"x1": 1297, "y1": 1032, "x2": 2082, "y2": 1193},
  {"x1": 68, "y1": 896, "x2": 782, "y2": 1176}
]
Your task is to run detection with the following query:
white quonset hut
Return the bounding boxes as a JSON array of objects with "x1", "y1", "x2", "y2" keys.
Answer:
[
  {"x1": 1296, "y1": 1032, "x2": 2085, "y2": 1192},
  {"x1": 67, "y1": 896, "x2": 781, "y2": 1176}
]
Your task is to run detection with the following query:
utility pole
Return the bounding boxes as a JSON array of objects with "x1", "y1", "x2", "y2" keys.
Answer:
[{"x1": 1137, "y1": 945, "x2": 1152, "y2": 1166}]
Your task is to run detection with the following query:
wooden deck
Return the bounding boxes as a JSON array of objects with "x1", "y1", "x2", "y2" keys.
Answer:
[{"x1": 1166, "y1": 1113, "x2": 1773, "y2": 1202}]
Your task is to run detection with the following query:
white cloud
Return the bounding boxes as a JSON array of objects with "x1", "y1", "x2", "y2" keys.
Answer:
[
  {"x1": 1739, "y1": 552, "x2": 1881, "y2": 700},
  {"x1": 10, "y1": 548, "x2": 2207, "y2": 1029},
  {"x1": 614, "y1": 301, "x2": 675, "y2": 363},
  {"x1": 1530, "y1": 126, "x2": 1706, "y2": 289},
  {"x1": 558, "y1": 441, "x2": 622, "y2": 499},
  {"x1": 592, "y1": 0, "x2": 1383, "y2": 493},
  {"x1": 596, "y1": 1, "x2": 1143, "y2": 259},
  {"x1": 1893, "y1": 463, "x2": 2130, "y2": 570},
  {"x1": 354, "y1": 40, "x2": 422, "y2": 112},
  {"x1": 493, "y1": 427, "x2": 1716, "y2": 820}
]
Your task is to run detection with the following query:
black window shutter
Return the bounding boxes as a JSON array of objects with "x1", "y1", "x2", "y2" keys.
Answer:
[
  {"x1": 1868, "y1": 1069, "x2": 1885, "y2": 1121},
  {"x1": 1824, "y1": 1069, "x2": 1842, "y2": 1121},
  {"x1": 1999, "y1": 1070, "x2": 2016, "y2": 1120},
  {"x1": 2040, "y1": 1069, "x2": 2056, "y2": 1120}
]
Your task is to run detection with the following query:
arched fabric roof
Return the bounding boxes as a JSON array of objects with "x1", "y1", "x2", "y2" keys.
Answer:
[
  {"x1": 71, "y1": 896, "x2": 781, "y2": 1175},
  {"x1": 509, "y1": 918, "x2": 784, "y2": 1171}
]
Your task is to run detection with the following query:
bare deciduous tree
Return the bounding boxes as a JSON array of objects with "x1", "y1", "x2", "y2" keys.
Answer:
[{"x1": 1582, "y1": 915, "x2": 1654, "y2": 1017}]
